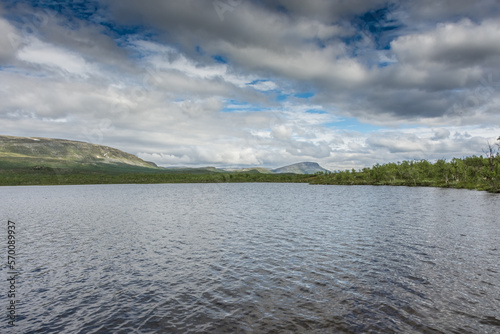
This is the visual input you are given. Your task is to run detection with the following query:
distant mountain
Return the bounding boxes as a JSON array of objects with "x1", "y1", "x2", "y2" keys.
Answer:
[
  {"x1": 272, "y1": 162, "x2": 329, "y2": 174},
  {"x1": 1, "y1": 136, "x2": 331, "y2": 176},
  {"x1": 0, "y1": 135, "x2": 158, "y2": 170},
  {"x1": 223, "y1": 167, "x2": 274, "y2": 174}
]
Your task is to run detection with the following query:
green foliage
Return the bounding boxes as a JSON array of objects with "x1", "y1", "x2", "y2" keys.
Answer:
[
  {"x1": 311, "y1": 154, "x2": 500, "y2": 193},
  {"x1": 0, "y1": 164, "x2": 315, "y2": 186},
  {"x1": 1, "y1": 137, "x2": 500, "y2": 193}
]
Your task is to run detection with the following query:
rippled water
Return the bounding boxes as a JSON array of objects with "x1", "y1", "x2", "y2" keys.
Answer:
[{"x1": 1, "y1": 183, "x2": 499, "y2": 333}]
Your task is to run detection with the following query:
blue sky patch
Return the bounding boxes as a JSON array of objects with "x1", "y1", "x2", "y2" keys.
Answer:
[
  {"x1": 305, "y1": 109, "x2": 327, "y2": 114},
  {"x1": 247, "y1": 79, "x2": 269, "y2": 85},
  {"x1": 212, "y1": 55, "x2": 228, "y2": 64},
  {"x1": 276, "y1": 94, "x2": 290, "y2": 102},
  {"x1": 221, "y1": 100, "x2": 269, "y2": 113},
  {"x1": 294, "y1": 92, "x2": 315, "y2": 99},
  {"x1": 326, "y1": 117, "x2": 384, "y2": 133},
  {"x1": 355, "y1": 4, "x2": 402, "y2": 50}
]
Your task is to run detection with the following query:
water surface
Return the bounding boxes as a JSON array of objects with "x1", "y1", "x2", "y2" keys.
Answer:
[{"x1": 1, "y1": 183, "x2": 499, "y2": 333}]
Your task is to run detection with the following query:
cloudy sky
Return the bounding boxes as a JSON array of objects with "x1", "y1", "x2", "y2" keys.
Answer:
[{"x1": 1, "y1": 0, "x2": 499, "y2": 170}]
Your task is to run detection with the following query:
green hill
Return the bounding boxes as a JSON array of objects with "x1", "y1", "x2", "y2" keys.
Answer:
[
  {"x1": 1, "y1": 135, "x2": 498, "y2": 192},
  {"x1": 0, "y1": 135, "x2": 158, "y2": 172}
]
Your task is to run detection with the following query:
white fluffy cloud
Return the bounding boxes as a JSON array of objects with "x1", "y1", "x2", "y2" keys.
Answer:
[
  {"x1": 18, "y1": 38, "x2": 96, "y2": 77},
  {"x1": 0, "y1": 0, "x2": 499, "y2": 170}
]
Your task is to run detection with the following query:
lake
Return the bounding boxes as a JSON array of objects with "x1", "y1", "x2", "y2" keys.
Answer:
[{"x1": 1, "y1": 183, "x2": 499, "y2": 333}]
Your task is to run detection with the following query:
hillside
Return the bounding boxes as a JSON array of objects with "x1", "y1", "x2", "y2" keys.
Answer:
[
  {"x1": 1, "y1": 135, "x2": 498, "y2": 193},
  {"x1": 0, "y1": 136, "x2": 330, "y2": 176},
  {"x1": 222, "y1": 167, "x2": 274, "y2": 174},
  {"x1": 272, "y1": 162, "x2": 329, "y2": 174},
  {"x1": 0, "y1": 135, "x2": 158, "y2": 171}
]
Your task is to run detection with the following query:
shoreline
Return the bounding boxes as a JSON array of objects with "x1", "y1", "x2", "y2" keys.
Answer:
[{"x1": 1, "y1": 172, "x2": 498, "y2": 193}]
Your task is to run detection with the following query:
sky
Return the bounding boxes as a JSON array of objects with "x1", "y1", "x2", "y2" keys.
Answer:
[{"x1": 1, "y1": 0, "x2": 499, "y2": 170}]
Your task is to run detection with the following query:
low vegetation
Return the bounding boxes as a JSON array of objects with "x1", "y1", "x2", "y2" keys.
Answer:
[
  {"x1": 1, "y1": 136, "x2": 499, "y2": 193},
  {"x1": 0, "y1": 164, "x2": 314, "y2": 186},
  {"x1": 313, "y1": 137, "x2": 500, "y2": 193}
]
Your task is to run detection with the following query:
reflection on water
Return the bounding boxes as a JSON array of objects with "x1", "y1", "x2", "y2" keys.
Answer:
[{"x1": 1, "y1": 183, "x2": 499, "y2": 333}]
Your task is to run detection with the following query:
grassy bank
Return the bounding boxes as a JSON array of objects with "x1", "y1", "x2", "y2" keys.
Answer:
[
  {"x1": 1, "y1": 152, "x2": 499, "y2": 193},
  {"x1": 0, "y1": 164, "x2": 314, "y2": 186}
]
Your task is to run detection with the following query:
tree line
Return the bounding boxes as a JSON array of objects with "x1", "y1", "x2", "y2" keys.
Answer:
[
  {"x1": 1, "y1": 137, "x2": 499, "y2": 193},
  {"x1": 312, "y1": 137, "x2": 500, "y2": 193}
]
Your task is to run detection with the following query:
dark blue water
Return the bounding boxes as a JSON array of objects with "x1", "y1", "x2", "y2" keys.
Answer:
[{"x1": 1, "y1": 183, "x2": 499, "y2": 333}]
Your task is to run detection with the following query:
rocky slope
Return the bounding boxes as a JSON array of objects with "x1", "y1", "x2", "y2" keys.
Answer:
[{"x1": 0, "y1": 135, "x2": 157, "y2": 169}]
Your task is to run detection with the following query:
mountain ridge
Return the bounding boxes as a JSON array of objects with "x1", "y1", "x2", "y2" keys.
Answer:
[
  {"x1": 0, "y1": 135, "x2": 158, "y2": 170},
  {"x1": 0, "y1": 135, "x2": 329, "y2": 174}
]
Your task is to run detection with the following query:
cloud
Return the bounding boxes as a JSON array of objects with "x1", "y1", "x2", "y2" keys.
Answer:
[
  {"x1": 17, "y1": 38, "x2": 96, "y2": 77},
  {"x1": 404, "y1": 0, "x2": 500, "y2": 22},
  {"x1": 0, "y1": 0, "x2": 499, "y2": 171},
  {"x1": 431, "y1": 128, "x2": 451, "y2": 140},
  {"x1": 391, "y1": 19, "x2": 500, "y2": 69},
  {"x1": 0, "y1": 18, "x2": 20, "y2": 62}
]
